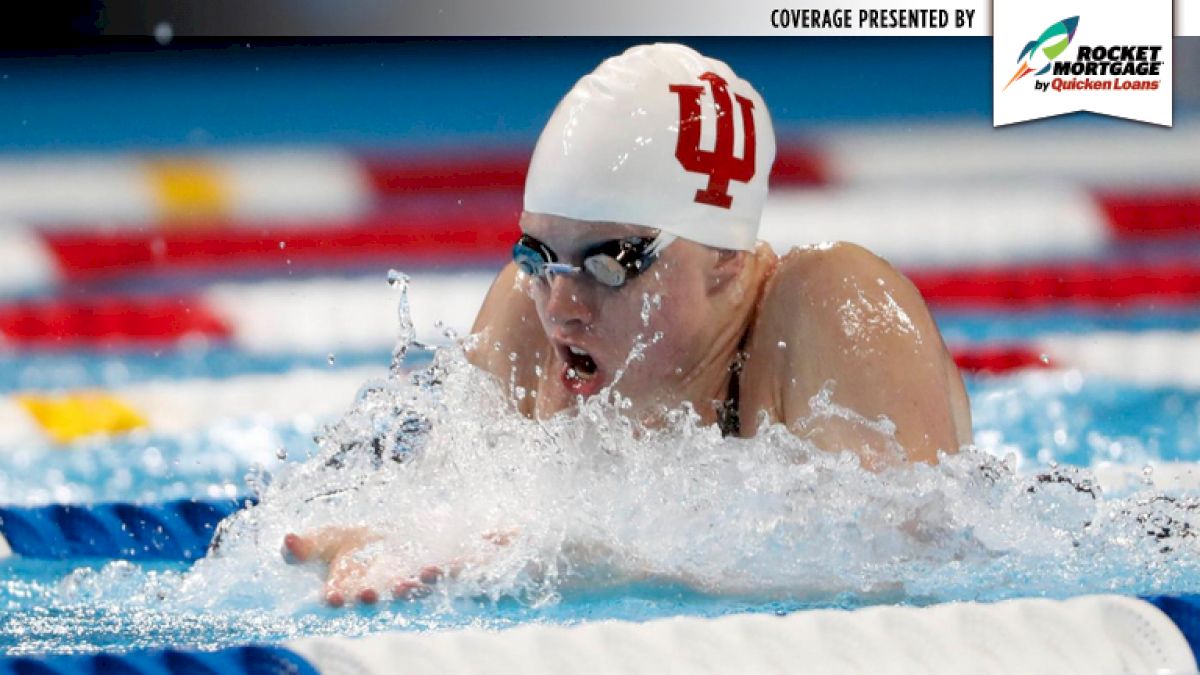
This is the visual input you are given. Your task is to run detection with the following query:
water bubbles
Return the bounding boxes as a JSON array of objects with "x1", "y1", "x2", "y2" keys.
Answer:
[
  {"x1": 327, "y1": 353, "x2": 336, "y2": 366},
  {"x1": 777, "y1": 341, "x2": 787, "y2": 349},
  {"x1": 275, "y1": 447, "x2": 288, "y2": 460},
  {"x1": 279, "y1": 241, "x2": 287, "y2": 250},
  {"x1": 153, "y1": 22, "x2": 173, "y2": 46}
]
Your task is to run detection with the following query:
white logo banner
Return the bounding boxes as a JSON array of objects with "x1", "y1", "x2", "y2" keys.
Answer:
[{"x1": 994, "y1": 0, "x2": 1172, "y2": 126}]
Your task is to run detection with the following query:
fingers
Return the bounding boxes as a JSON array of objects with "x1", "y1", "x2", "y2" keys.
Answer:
[
  {"x1": 390, "y1": 561, "x2": 459, "y2": 600},
  {"x1": 324, "y1": 554, "x2": 372, "y2": 608},
  {"x1": 417, "y1": 564, "x2": 444, "y2": 585},
  {"x1": 282, "y1": 526, "x2": 380, "y2": 565},
  {"x1": 392, "y1": 578, "x2": 430, "y2": 600},
  {"x1": 282, "y1": 533, "x2": 313, "y2": 563}
]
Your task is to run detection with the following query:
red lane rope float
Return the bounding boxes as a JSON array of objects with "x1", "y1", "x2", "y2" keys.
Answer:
[
  {"x1": 950, "y1": 345, "x2": 1052, "y2": 374},
  {"x1": 361, "y1": 145, "x2": 829, "y2": 196},
  {"x1": 362, "y1": 153, "x2": 529, "y2": 194},
  {"x1": 770, "y1": 143, "x2": 830, "y2": 186},
  {"x1": 907, "y1": 259, "x2": 1200, "y2": 308},
  {"x1": 1098, "y1": 189, "x2": 1200, "y2": 239},
  {"x1": 0, "y1": 296, "x2": 231, "y2": 347},
  {"x1": 44, "y1": 212, "x2": 523, "y2": 281}
]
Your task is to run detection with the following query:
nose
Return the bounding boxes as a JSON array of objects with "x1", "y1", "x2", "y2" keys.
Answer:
[{"x1": 544, "y1": 273, "x2": 594, "y2": 328}]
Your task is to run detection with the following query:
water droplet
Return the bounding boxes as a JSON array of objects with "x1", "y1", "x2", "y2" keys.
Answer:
[
  {"x1": 279, "y1": 241, "x2": 286, "y2": 249},
  {"x1": 387, "y1": 269, "x2": 408, "y2": 289},
  {"x1": 153, "y1": 21, "x2": 173, "y2": 46},
  {"x1": 777, "y1": 341, "x2": 787, "y2": 349},
  {"x1": 1039, "y1": 353, "x2": 1051, "y2": 364},
  {"x1": 327, "y1": 353, "x2": 336, "y2": 365},
  {"x1": 275, "y1": 447, "x2": 288, "y2": 460}
]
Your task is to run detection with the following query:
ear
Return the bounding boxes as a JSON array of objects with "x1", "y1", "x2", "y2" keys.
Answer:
[{"x1": 707, "y1": 248, "x2": 745, "y2": 295}]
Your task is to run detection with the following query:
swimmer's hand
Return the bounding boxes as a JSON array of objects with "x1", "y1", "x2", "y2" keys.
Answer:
[{"x1": 281, "y1": 527, "x2": 512, "y2": 607}]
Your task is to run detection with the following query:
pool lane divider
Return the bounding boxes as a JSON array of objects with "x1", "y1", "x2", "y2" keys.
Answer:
[
  {"x1": 0, "y1": 498, "x2": 248, "y2": 561},
  {"x1": 4, "y1": 130, "x2": 1200, "y2": 227},
  {"x1": 0, "y1": 146, "x2": 828, "y2": 228},
  {"x1": 0, "y1": 184, "x2": 1197, "y2": 296},
  {"x1": 0, "y1": 338, "x2": 1193, "y2": 447},
  {"x1": 0, "y1": 595, "x2": 1195, "y2": 674},
  {"x1": 14, "y1": 194, "x2": 1200, "y2": 286},
  {"x1": 0, "y1": 366, "x2": 384, "y2": 445},
  {"x1": 0, "y1": 645, "x2": 316, "y2": 675},
  {"x1": 8, "y1": 271, "x2": 1200, "y2": 352}
]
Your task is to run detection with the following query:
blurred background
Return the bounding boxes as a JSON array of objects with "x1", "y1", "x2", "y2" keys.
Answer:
[{"x1": 0, "y1": 37, "x2": 1197, "y2": 504}]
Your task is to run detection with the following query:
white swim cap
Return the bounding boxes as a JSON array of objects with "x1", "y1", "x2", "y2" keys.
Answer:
[{"x1": 524, "y1": 43, "x2": 776, "y2": 252}]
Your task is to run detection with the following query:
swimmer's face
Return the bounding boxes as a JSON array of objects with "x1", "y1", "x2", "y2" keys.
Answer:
[{"x1": 519, "y1": 212, "x2": 720, "y2": 409}]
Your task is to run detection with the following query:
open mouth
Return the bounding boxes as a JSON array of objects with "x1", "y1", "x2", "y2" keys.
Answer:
[{"x1": 559, "y1": 344, "x2": 603, "y2": 394}]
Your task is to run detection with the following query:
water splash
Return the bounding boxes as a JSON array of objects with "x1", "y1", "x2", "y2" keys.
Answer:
[
  {"x1": 6, "y1": 275, "x2": 1200, "y2": 655},
  {"x1": 192, "y1": 276, "x2": 1200, "y2": 611}
]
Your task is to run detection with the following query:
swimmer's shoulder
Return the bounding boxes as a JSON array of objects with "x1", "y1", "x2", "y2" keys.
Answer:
[
  {"x1": 738, "y1": 241, "x2": 970, "y2": 458},
  {"x1": 738, "y1": 242, "x2": 881, "y2": 426},
  {"x1": 745, "y1": 240, "x2": 899, "y2": 345}
]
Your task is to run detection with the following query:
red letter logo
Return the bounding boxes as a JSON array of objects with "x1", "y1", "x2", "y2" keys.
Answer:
[{"x1": 669, "y1": 72, "x2": 757, "y2": 209}]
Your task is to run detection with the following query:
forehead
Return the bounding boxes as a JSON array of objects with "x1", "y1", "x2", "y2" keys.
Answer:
[{"x1": 520, "y1": 211, "x2": 656, "y2": 250}]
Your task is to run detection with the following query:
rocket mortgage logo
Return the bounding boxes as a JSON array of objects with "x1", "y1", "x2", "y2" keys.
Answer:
[
  {"x1": 993, "y1": 0, "x2": 1172, "y2": 126},
  {"x1": 1003, "y1": 17, "x2": 1164, "y2": 94}
]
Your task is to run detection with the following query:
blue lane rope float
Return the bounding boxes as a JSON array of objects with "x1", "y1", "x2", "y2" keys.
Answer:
[
  {"x1": 1145, "y1": 594, "x2": 1200, "y2": 661},
  {"x1": 0, "y1": 645, "x2": 317, "y2": 675},
  {"x1": 0, "y1": 498, "x2": 251, "y2": 561}
]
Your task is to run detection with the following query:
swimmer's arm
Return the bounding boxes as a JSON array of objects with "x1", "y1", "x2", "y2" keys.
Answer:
[
  {"x1": 467, "y1": 262, "x2": 550, "y2": 415},
  {"x1": 741, "y1": 242, "x2": 971, "y2": 467}
]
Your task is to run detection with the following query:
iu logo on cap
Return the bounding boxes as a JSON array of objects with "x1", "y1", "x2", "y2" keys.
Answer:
[{"x1": 669, "y1": 72, "x2": 757, "y2": 209}]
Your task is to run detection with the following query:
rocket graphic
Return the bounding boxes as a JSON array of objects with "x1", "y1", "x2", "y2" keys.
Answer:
[{"x1": 1004, "y1": 16, "x2": 1080, "y2": 91}]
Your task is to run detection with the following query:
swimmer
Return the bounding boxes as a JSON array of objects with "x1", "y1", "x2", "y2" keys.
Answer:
[{"x1": 284, "y1": 43, "x2": 971, "y2": 606}]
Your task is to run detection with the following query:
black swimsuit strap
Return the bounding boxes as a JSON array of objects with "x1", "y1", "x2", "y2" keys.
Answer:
[{"x1": 717, "y1": 332, "x2": 751, "y2": 438}]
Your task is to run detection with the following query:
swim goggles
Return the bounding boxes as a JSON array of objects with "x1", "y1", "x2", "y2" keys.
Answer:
[{"x1": 512, "y1": 233, "x2": 672, "y2": 288}]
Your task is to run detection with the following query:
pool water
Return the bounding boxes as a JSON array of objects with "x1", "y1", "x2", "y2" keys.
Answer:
[{"x1": 1, "y1": 301, "x2": 1199, "y2": 655}]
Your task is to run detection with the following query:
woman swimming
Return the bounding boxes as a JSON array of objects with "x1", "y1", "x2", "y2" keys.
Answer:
[{"x1": 283, "y1": 42, "x2": 971, "y2": 606}]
